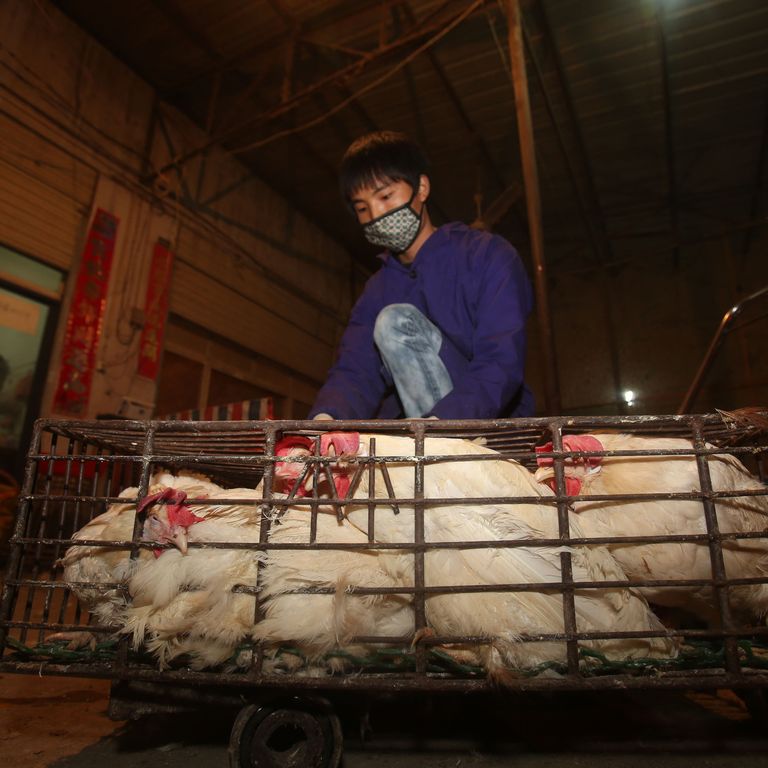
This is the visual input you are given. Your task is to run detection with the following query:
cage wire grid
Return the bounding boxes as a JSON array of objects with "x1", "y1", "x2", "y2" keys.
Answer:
[{"x1": 0, "y1": 413, "x2": 767, "y2": 693}]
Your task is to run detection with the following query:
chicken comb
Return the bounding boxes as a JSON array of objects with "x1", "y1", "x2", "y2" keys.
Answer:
[
  {"x1": 137, "y1": 486, "x2": 182, "y2": 515},
  {"x1": 535, "y1": 435, "x2": 604, "y2": 467},
  {"x1": 167, "y1": 502, "x2": 205, "y2": 529},
  {"x1": 319, "y1": 432, "x2": 360, "y2": 457}
]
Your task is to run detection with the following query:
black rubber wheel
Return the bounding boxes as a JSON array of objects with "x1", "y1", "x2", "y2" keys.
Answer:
[
  {"x1": 741, "y1": 688, "x2": 768, "y2": 728},
  {"x1": 228, "y1": 696, "x2": 342, "y2": 768}
]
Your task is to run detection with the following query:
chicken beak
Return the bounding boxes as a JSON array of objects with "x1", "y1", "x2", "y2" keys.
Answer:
[
  {"x1": 171, "y1": 526, "x2": 189, "y2": 554},
  {"x1": 533, "y1": 466, "x2": 555, "y2": 484}
]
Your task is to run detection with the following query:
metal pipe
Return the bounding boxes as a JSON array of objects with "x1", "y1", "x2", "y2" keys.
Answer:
[
  {"x1": 506, "y1": 0, "x2": 561, "y2": 414},
  {"x1": 678, "y1": 283, "x2": 768, "y2": 413}
]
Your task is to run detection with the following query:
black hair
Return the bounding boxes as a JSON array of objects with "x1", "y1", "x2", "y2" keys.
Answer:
[{"x1": 339, "y1": 131, "x2": 429, "y2": 202}]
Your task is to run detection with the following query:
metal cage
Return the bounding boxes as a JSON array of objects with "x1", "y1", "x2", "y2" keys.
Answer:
[{"x1": 1, "y1": 413, "x2": 767, "y2": 703}]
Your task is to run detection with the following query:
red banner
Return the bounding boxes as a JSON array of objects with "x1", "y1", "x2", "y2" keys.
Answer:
[
  {"x1": 52, "y1": 209, "x2": 118, "y2": 416},
  {"x1": 137, "y1": 239, "x2": 174, "y2": 380}
]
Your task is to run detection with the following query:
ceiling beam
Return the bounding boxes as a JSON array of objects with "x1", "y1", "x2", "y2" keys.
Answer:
[
  {"x1": 400, "y1": 2, "x2": 506, "y2": 193},
  {"x1": 150, "y1": 0, "x2": 224, "y2": 63},
  {"x1": 147, "y1": 0, "x2": 348, "y2": 249},
  {"x1": 167, "y1": 0, "x2": 466, "y2": 92},
  {"x1": 145, "y1": 0, "x2": 491, "y2": 183}
]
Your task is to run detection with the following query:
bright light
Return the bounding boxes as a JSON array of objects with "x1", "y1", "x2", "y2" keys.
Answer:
[{"x1": 624, "y1": 389, "x2": 635, "y2": 406}]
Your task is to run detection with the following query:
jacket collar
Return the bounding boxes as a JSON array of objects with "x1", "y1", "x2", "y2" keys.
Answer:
[{"x1": 377, "y1": 225, "x2": 447, "y2": 269}]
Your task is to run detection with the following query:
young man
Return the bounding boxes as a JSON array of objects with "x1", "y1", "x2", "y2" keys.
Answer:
[{"x1": 309, "y1": 131, "x2": 535, "y2": 420}]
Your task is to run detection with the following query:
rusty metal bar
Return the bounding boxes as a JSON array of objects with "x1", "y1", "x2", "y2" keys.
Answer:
[
  {"x1": 678, "y1": 283, "x2": 768, "y2": 413},
  {"x1": 0, "y1": 419, "x2": 43, "y2": 655},
  {"x1": 367, "y1": 437, "x2": 377, "y2": 542},
  {"x1": 229, "y1": 574, "x2": 768, "y2": 596},
  {"x1": 550, "y1": 423, "x2": 579, "y2": 673},
  {"x1": 506, "y1": 0, "x2": 560, "y2": 414},
  {"x1": 413, "y1": 424, "x2": 427, "y2": 675},
  {"x1": 18, "y1": 482, "x2": 768, "y2": 506},
  {"x1": 1, "y1": 660, "x2": 765, "y2": 694},
  {"x1": 690, "y1": 418, "x2": 739, "y2": 674},
  {"x1": 250, "y1": 423, "x2": 279, "y2": 677},
  {"x1": 11, "y1": 523, "x2": 768, "y2": 552}
]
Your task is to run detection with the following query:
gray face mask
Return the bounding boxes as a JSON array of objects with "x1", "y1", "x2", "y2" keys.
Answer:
[{"x1": 362, "y1": 192, "x2": 423, "y2": 253}]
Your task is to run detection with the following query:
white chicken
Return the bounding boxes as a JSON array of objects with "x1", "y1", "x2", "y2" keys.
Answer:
[
  {"x1": 252, "y1": 505, "x2": 415, "y2": 673},
  {"x1": 119, "y1": 485, "x2": 264, "y2": 669},
  {"x1": 89, "y1": 480, "x2": 414, "y2": 671},
  {"x1": 54, "y1": 471, "x2": 221, "y2": 643},
  {"x1": 296, "y1": 432, "x2": 677, "y2": 678},
  {"x1": 533, "y1": 433, "x2": 768, "y2": 624}
]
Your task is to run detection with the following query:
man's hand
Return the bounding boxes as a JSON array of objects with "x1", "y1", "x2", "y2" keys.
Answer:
[{"x1": 313, "y1": 413, "x2": 333, "y2": 421}]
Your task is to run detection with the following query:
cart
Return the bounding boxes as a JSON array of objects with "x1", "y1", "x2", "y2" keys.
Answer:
[{"x1": 1, "y1": 413, "x2": 767, "y2": 766}]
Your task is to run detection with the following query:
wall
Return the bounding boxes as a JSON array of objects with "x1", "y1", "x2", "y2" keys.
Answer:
[
  {"x1": 532, "y1": 227, "x2": 768, "y2": 416},
  {"x1": 0, "y1": 0, "x2": 352, "y2": 420},
  {"x1": 2, "y1": 0, "x2": 764, "y2": 423}
]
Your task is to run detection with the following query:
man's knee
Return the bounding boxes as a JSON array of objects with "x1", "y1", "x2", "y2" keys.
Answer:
[{"x1": 373, "y1": 303, "x2": 422, "y2": 349}]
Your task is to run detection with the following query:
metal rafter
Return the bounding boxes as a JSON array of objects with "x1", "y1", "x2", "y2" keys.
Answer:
[
  {"x1": 166, "y1": 0, "x2": 395, "y2": 91},
  {"x1": 145, "y1": 0, "x2": 492, "y2": 183},
  {"x1": 168, "y1": 0, "x2": 463, "y2": 90},
  {"x1": 147, "y1": 0, "x2": 344, "y2": 227},
  {"x1": 263, "y1": 0, "x2": 360, "y2": 152},
  {"x1": 151, "y1": 0, "x2": 224, "y2": 63},
  {"x1": 400, "y1": 2, "x2": 506, "y2": 194}
]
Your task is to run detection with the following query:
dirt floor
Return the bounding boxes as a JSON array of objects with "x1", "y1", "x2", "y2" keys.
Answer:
[
  {"x1": 2, "y1": 672, "x2": 768, "y2": 768},
  {"x1": 0, "y1": 674, "x2": 120, "y2": 768}
]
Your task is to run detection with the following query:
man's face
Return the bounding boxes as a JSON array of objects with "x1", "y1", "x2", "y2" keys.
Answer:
[{"x1": 350, "y1": 178, "x2": 417, "y2": 225}]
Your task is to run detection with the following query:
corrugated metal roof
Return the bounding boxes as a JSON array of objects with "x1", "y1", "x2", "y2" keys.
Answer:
[{"x1": 50, "y1": 0, "x2": 767, "y2": 274}]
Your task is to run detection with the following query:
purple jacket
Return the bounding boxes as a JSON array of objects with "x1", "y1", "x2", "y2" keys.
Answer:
[{"x1": 310, "y1": 222, "x2": 535, "y2": 419}]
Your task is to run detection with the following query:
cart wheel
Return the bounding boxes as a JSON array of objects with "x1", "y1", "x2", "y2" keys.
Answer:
[
  {"x1": 741, "y1": 689, "x2": 768, "y2": 728},
  {"x1": 228, "y1": 696, "x2": 342, "y2": 768}
]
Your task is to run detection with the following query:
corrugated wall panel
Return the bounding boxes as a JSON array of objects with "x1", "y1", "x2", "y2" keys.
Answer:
[
  {"x1": 169, "y1": 260, "x2": 334, "y2": 382},
  {"x1": 175, "y1": 223, "x2": 343, "y2": 348},
  {"x1": 0, "y1": 159, "x2": 87, "y2": 269},
  {"x1": 0, "y1": 115, "x2": 96, "y2": 269}
]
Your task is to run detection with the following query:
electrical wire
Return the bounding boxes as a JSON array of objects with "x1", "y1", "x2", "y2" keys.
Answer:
[
  {"x1": 0, "y1": 78, "x2": 350, "y2": 328},
  {"x1": 228, "y1": 0, "x2": 488, "y2": 155}
]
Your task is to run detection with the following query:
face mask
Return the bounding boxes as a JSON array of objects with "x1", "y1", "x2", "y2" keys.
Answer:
[{"x1": 362, "y1": 192, "x2": 423, "y2": 253}]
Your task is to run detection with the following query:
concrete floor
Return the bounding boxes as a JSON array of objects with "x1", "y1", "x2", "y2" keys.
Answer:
[{"x1": 1, "y1": 672, "x2": 767, "y2": 768}]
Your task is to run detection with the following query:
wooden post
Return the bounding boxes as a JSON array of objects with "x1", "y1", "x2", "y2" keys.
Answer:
[{"x1": 507, "y1": 0, "x2": 561, "y2": 414}]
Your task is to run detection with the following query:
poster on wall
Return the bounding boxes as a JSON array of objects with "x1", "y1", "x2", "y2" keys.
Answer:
[
  {"x1": 52, "y1": 208, "x2": 118, "y2": 416},
  {"x1": 0, "y1": 289, "x2": 46, "y2": 464},
  {"x1": 137, "y1": 238, "x2": 174, "y2": 380}
]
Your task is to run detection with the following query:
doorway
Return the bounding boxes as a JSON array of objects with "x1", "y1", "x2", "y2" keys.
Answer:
[{"x1": 0, "y1": 246, "x2": 63, "y2": 481}]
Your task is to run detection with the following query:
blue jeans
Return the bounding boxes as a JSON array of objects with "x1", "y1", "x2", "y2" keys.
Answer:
[{"x1": 373, "y1": 304, "x2": 453, "y2": 417}]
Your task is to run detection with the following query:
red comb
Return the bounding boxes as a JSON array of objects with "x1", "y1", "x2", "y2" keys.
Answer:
[
  {"x1": 540, "y1": 475, "x2": 584, "y2": 496},
  {"x1": 167, "y1": 502, "x2": 204, "y2": 529},
  {"x1": 137, "y1": 487, "x2": 183, "y2": 515},
  {"x1": 276, "y1": 436, "x2": 314, "y2": 454},
  {"x1": 319, "y1": 432, "x2": 360, "y2": 457},
  {"x1": 535, "y1": 436, "x2": 604, "y2": 468},
  {"x1": 275, "y1": 436, "x2": 313, "y2": 479},
  {"x1": 563, "y1": 435, "x2": 604, "y2": 466}
]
